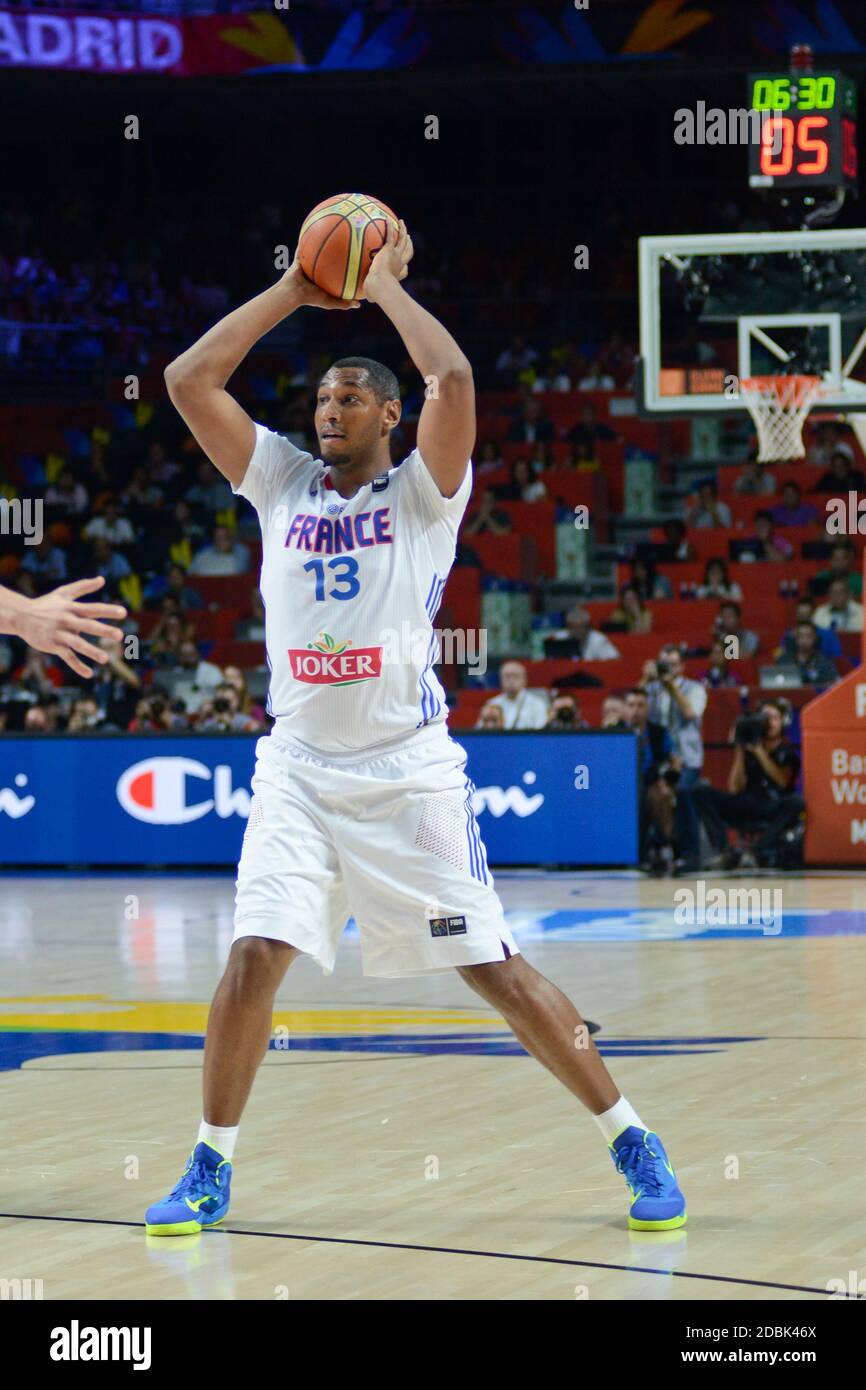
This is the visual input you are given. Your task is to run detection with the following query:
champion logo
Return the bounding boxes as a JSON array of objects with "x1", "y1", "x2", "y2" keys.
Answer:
[
  {"x1": 116, "y1": 758, "x2": 251, "y2": 825},
  {"x1": 289, "y1": 632, "x2": 382, "y2": 687}
]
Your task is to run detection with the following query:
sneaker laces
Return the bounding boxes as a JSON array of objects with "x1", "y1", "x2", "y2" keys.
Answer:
[
  {"x1": 614, "y1": 1140, "x2": 664, "y2": 1196},
  {"x1": 169, "y1": 1159, "x2": 219, "y2": 1199}
]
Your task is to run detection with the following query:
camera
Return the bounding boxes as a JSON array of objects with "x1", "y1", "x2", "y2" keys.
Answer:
[
  {"x1": 213, "y1": 698, "x2": 231, "y2": 716},
  {"x1": 656, "y1": 659, "x2": 671, "y2": 679},
  {"x1": 734, "y1": 714, "x2": 769, "y2": 745},
  {"x1": 658, "y1": 761, "x2": 681, "y2": 788},
  {"x1": 549, "y1": 703, "x2": 576, "y2": 728}
]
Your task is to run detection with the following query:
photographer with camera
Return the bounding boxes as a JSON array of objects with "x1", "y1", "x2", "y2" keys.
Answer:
[
  {"x1": 692, "y1": 701, "x2": 804, "y2": 869},
  {"x1": 642, "y1": 645, "x2": 707, "y2": 872},
  {"x1": 625, "y1": 687, "x2": 678, "y2": 875},
  {"x1": 547, "y1": 693, "x2": 589, "y2": 731}
]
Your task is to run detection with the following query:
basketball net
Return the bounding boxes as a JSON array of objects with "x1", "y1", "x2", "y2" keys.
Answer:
[{"x1": 739, "y1": 375, "x2": 824, "y2": 462}]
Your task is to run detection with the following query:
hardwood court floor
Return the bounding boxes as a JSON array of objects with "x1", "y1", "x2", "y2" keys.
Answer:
[{"x1": 1, "y1": 871, "x2": 864, "y2": 1301}]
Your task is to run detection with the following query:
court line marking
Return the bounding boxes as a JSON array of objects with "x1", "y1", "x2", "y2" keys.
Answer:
[{"x1": 0, "y1": 1211, "x2": 858, "y2": 1298}]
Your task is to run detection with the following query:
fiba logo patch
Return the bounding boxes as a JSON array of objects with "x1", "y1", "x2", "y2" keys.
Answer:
[
  {"x1": 325, "y1": 503, "x2": 344, "y2": 516},
  {"x1": 429, "y1": 915, "x2": 467, "y2": 938}
]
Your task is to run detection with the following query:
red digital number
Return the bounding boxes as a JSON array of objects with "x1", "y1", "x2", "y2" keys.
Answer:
[
  {"x1": 843, "y1": 117, "x2": 858, "y2": 178},
  {"x1": 761, "y1": 116, "x2": 794, "y2": 174},
  {"x1": 796, "y1": 115, "x2": 829, "y2": 174},
  {"x1": 760, "y1": 114, "x2": 830, "y2": 178}
]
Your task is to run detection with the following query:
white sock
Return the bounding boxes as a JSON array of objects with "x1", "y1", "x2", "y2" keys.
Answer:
[
  {"x1": 197, "y1": 1121, "x2": 239, "y2": 1161},
  {"x1": 593, "y1": 1096, "x2": 647, "y2": 1146}
]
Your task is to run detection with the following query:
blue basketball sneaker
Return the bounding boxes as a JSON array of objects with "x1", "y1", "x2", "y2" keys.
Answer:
[
  {"x1": 145, "y1": 1142, "x2": 232, "y2": 1236},
  {"x1": 610, "y1": 1127, "x2": 686, "y2": 1231}
]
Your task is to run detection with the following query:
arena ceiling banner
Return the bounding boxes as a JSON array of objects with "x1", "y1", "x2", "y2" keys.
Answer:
[{"x1": 0, "y1": 2, "x2": 864, "y2": 78}]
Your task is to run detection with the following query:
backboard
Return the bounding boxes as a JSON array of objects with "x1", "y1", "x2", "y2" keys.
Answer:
[{"x1": 637, "y1": 228, "x2": 866, "y2": 416}]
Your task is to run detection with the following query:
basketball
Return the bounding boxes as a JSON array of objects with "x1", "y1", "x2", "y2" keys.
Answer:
[{"x1": 297, "y1": 192, "x2": 399, "y2": 301}]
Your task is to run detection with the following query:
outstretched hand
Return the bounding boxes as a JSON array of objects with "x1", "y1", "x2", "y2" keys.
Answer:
[{"x1": 16, "y1": 576, "x2": 127, "y2": 678}]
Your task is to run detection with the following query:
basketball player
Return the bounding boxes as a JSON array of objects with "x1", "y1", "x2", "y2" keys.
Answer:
[
  {"x1": 0, "y1": 576, "x2": 126, "y2": 676},
  {"x1": 146, "y1": 220, "x2": 686, "y2": 1235}
]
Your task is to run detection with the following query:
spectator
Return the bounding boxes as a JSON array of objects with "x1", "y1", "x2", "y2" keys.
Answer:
[
  {"x1": 741, "y1": 510, "x2": 793, "y2": 562},
  {"x1": 475, "y1": 438, "x2": 504, "y2": 476},
  {"x1": 198, "y1": 682, "x2": 257, "y2": 733},
  {"x1": 546, "y1": 693, "x2": 588, "y2": 729},
  {"x1": 169, "y1": 639, "x2": 223, "y2": 713},
  {"x1": 544, "y1": 606, "x2": 621, "y2": 660},
  {"x1": 91, "y1": 537, "x2": 133, "y2": 585},
  {"x1": 770, "y1": 481, "x2": 819, "y2": 528},
  {"x1": 506, "y1": 396, "x2": 554, "y2": 445},
  {"x1": 630, "y1": 556, "x2": 673, "y2": 601},
  {"x1": 714, "y1": 600, "x2": 760, "y2": 657},
  {"x1": 89, "y1": 635, "x2": 142, "y2": 728},
  {"x1": 733, "y1": 457, "x2": 776, "y2": 496},
  {"x1": 813, "y1": 577, "x2": 864, "y2": 633},
  {"x1": 808, "y1": 422, "x2": 854, "y2": 469},
  {"x1": 685, "y1": 479, "x2": 732, "y2": 530},
  {"x1": 660, "y1": 518, "x2": 696, "y2": 562},
  {"x1": 609, "y1": 583, "x2": 652, "y2": 634},
  {"x1": 44, "y1": 468, "x2": 89, "y2": 518},
  {"x1": 83, "y1": 497, "x2": 135, "y2": 548},
  {"x1": 185, "y1": 458, "x2": 235, "y2": 516},
  {"x1": 531, "y1": 356, "x2": 571, "y2": 393},
  {"x1": 24, "y1": 704, "x2": 51, "y2": 733},
  {"x1": 487, "y1": 659, "x2": 549, "y2": 729},
  {"x1": 496, "y1": 333, "x2": 538, "y2": 378},
  {"x1": 235, "y1": 587, "x2": 267, "y2": 642},
  {"x1": 600, "y1": 694, "x2": 629, "y2": 729},
  {"x1": 151, "y1": 604, "x2": 196, "y2": 657},
  {"x1": 778, "y1": 599, "x2": 842, "y2": 662},
  {"x1": 14, "y1": 648, "x2": 64, "y2": 695},
  {"x1": 66, "y1": 694, "x2": 108, "y2": 732},
  {"x1": 21, "y1": 537, "x2": 67, "y2": 583},
  {"x1": 476, "y1": 699, "x2": 506, "y2": 730},
  {"x1": 565, "y1": 402, "x2": 617, "y2": 450},
  {"x1": 693, "y1": 701, "x2": 804, "y2": 869},
  {"x1": 500, "y1": 458, "x2": 546, "y2": 503},
  {"x1": 814, "y1": 538, "x2": 863, "y2": 598},
  {"x1": 188, "y1": 525, "x2": 250, "y2": 577},
  {"x1": 696, "y1": 557, "x2": 742, "y2": 602},
  {"x1": 128, "y1": 688, "x2": 187, "y2": 732},
  {"x1": 777, "y1": 621, "x2": 838, "y2": 685},
  {"x1": 812, "y1": 449, "x2": 866, "y2": 494},
  {"x1": 625, "y1": 685, "x2": 676, "y2": 874},
  {"x1": 577, "y1": 359, "x2": 615, "y2": 391},
  {"x1": 642, "y1": 644, "x2": 707, "y2": 871},
  {"x1": 463, "y1": 489, "x2": 512, "y2": 537},
  {"x1": 700, "y1": 635, "x2": 740, "y2": 688},
  {"x1": 145, "y1": 440, "x2": 181, "y2": 490},
  {"x1": 144, "y1": 562, "x2": 205, "y2": 611},
  {"x1": 563, "y1": 441, "x2": 601, "y2": 472},
  {"x1": 222, "y1": 664, "x2": 268, "y2": 727}
]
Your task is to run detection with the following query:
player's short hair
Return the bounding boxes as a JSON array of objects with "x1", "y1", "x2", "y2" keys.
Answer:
[{"x1": 323, "y1": 357, "x2": 400, "y2": 405}]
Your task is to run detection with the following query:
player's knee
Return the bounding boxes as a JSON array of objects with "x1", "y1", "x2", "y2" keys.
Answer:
[
  {"x1": 458, "y1": 956, "x2": 528, "y2": 1010},
  {"x1": 225, "y1": 935, "x2": 291, "y2": 994}
]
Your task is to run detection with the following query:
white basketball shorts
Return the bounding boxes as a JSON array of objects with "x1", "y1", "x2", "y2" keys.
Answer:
[{"x1": 233, "y1": 723, "x2": 519, "y2": 978}]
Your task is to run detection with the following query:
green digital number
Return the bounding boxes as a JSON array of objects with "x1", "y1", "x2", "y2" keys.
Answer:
[
  {"x1": 798, "y1": 75, "x2": 836, "y2": 110},
  {"x1": 752, "y1": 77, "x2": 791, "y2": 110}
]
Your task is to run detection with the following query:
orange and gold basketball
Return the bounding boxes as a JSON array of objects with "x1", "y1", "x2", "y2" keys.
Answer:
[{"x1": 298, "y1": 192, "x2": 399, "y2": 301}]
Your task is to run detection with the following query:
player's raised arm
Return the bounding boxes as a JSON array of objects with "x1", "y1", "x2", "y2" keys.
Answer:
[
  {"x1": 165, "y1": 257, "x2": 361, "y2": 489},
  {"x1": 363, "y1": 220, "x2": 474, "y2": 498}
]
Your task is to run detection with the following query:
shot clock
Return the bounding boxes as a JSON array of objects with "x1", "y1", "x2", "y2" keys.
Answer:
[{"x1": 747, "y1": 70, "x2": 857, "y2": 191}]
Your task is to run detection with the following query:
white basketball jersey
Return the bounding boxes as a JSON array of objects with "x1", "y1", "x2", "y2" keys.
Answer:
[{"x1": 232, "y1": 424, "x2": 472, "y2": 754}]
